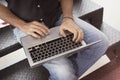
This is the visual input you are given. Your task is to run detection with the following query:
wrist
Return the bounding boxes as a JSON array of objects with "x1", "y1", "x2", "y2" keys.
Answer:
[
  {"x1": 63, "y1": 16, "x2": 73, "y2": 20},
  {"x1": 62, "y1": 16, "x2": 74, "y2": 23},
  {"x1": 15, "y1": 20, "x2": 26, "y2": 29}
]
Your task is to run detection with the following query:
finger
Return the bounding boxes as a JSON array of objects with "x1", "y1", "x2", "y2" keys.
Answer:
[
  {"x1": 39, "y1": 24, "x2": 50, "y2": 34},
  {"x1": 72, "y1": 29, "x2": 78, "y2": 42},
  {"x1": 40, "y1": 27, "x2": 50, "y2": 35},
  {"x1": 41, "y1": 25, "x2": 50, "y2": 33},
  {"x1": 75, "y1": 30, "x2": 83, "y2": 42},
  {"x1": 32, "y1": 21, "x2": 50, "y2": 33},
  {"x1": 31, "y1": 32, "x2": 41, "y2": 38},
  {"x1": 29, "y1": 24, "x2": 46, "y2": 36},
  {"x1": 81, "y1": 30, "x2": 84, "y2": 40},
  {"x1": 30, "y1": 23, "x2": 48, "y2": 36},
  {"x1": 63, "y1": 27, "x2": 78, "y2": 42},
  {"x1": 59, "y1": 27, "x2": 66, "y2": 37},
  {"x1": 32, "y1": 28, "x2": 45, "y2": 36}
]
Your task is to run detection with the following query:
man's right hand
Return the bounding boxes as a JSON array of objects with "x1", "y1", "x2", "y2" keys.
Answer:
[
  {"x1": 19, "y1": 21, "x2": 50, "y2": 38},
  {"x1": 0, "y1": 4, "x2": 50, "y2": 38}
]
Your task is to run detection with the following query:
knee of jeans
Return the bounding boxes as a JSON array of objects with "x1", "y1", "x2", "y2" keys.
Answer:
[
  {"x1": 97, "y1": 32, "x2": 109, "y2": 51},
  {"x1": 43, "y1": 58, "x2": 77, "y2": 80},
  {"x1": 81, "y1": 32, "x2": 109, "y2": 58},
  {"x1": 89, "y1": 32, "x2": 109, "y2": 56},
  {"x1": 49, "y1": 65, "x2": 77, "y2": 80}
]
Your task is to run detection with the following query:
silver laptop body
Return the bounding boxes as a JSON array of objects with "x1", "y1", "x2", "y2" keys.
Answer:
[{"x1": 21, "y1": 26, "x2": 101, "y2": 68}]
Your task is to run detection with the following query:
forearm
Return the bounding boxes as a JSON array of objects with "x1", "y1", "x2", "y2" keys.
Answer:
[
  {"x1": 0, "y1": 3, "x2": 26, "y2": 29},
  {"x1": 60, "y1": 0, "x2": 73, "y2": 18}
]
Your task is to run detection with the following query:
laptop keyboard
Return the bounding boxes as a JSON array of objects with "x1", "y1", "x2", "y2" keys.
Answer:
[{"x1": 28, "y1": 34, "x2": 82, "y2": 63}]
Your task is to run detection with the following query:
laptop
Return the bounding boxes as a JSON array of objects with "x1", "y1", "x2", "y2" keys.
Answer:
[{"x1": 20, "y1": 26, "x2": 101, "y2": 68}]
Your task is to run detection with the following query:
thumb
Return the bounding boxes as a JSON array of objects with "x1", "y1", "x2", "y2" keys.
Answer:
[{"x1": 59, "y1": 27, "x2": 66, "y2": 37}]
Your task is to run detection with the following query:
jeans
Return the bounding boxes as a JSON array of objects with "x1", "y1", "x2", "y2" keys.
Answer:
[{"x1": 13, "y1": 16, "x2": 109, "y2": 80}]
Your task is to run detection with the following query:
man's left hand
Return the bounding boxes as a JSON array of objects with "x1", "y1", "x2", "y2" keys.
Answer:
[{"x1": 59, "y1": 18, "x2": 84, "y2": 42}]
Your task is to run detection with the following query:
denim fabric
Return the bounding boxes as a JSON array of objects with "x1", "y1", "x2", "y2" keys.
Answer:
[{"x1": 13, "y1": 16, "x2": 109, "y2": 80}]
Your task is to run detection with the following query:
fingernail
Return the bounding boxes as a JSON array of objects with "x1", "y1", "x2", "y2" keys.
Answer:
[
  {"x1": 63, "y1": 35, "x2": 66, "y2": 37},
  {"x1": 72, "y1": 39, "x2": 74, "y2": 41},
  {"x1": 47, "y1": 33, "x2": 50, "y2": 35},
  {"x1": 38, "y1": 36, "x2": 41, "y2": 38},
  {"x1": 48, "y1": 30, "x2": 50, "y2": 33},
  {"x1": 75, "y1": 40, "x2": 78, "y2": 43}
]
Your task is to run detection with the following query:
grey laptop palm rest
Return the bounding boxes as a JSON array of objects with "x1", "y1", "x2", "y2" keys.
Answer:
[{"x1": 21, "y1": 27, "x2": 101, "y2": 68}]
